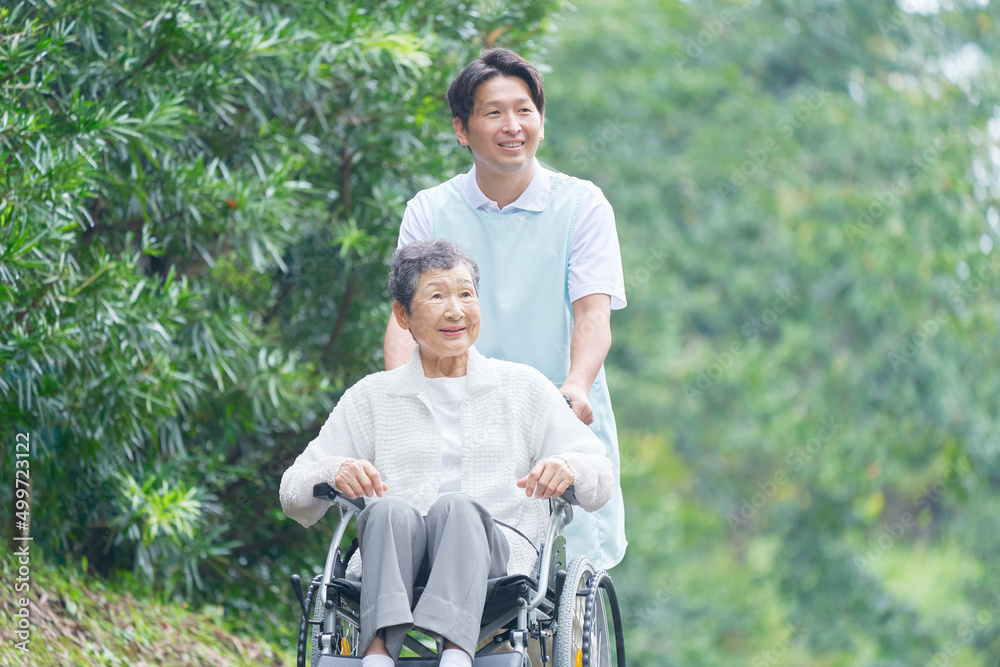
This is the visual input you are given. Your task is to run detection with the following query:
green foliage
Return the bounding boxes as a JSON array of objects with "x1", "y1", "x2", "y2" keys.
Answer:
[
  {"x1": 113, "y1": 471, "x2": 233, "y2": 598},
  {"x1": 0, "y1": 0, "x2": 559, "y2": 650},
  {"x1": 0, "y1": 549, "x2": 288, "y2": 665},
  {"x1": 8, "y1": 0, "x2": 997, "y2": 663},
  {"x1": 539, "y1": 0, "x2": 1000, "y2": 664}
]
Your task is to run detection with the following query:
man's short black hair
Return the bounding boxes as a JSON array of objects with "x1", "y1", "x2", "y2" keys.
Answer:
[{"x1": 447, "y1": 48, "x2": 545, "y2": 131}]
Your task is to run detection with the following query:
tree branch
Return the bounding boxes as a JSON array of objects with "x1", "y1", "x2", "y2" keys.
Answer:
[
  {"x1": 261, "y1": 280, "x2": 295, "y2": 325},
  {"x1": 322, "y1": 278, "x2": 356, "y2": 361},
  {"x1": 340, "y1": 145, "x2": 353, "y2": 213},
  {"x1": 112, "y1": 43, "x2": 166, "y2": 94}
]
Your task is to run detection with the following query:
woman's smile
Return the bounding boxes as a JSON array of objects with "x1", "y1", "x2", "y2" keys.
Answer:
[{"x1": 392, "y1": 265, "x2": 482, "y2": 377}]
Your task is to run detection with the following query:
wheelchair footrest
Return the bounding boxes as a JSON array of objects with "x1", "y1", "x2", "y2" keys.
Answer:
[{"x1": 317, "y1": 652, "x2": 523, "y2": 666}]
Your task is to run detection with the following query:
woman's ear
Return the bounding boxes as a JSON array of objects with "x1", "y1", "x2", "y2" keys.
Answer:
[{"x1": 392, "y1": 301, "x2": 410, "y2": 331}]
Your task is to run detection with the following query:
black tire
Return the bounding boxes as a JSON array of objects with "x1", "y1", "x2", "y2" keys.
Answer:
[
  {"x1": 584, "y1": 570, "x2": 626, "y2": 667},
  {"x1": 309, "y1": 588, "x2": 325, "y2": 667},
  {"x1": 300, "y1": 580, "x2": 360, "y2": 666},
  {"x1": 554, "y1": 556, "x2": 595, "y2": 667},
  {"x1": 297, "y1": 575, "x2": 322, "y2": 667},
  {"x1": 553, "y1": 556, "x2": 625, "y2": 667}
]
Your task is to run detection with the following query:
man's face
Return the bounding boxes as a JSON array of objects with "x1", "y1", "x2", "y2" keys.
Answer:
[{"x1": 453, "y1": 75, "x2": 544, "y2": 177}]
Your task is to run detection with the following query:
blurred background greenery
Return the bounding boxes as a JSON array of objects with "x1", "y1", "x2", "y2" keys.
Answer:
[{"x1": 2, "y1": 0, "x2": 998, "y2": 665}]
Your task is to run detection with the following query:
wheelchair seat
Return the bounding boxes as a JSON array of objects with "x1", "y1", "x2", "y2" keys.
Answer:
[
  {"x1": 327, "y1": 573, "x2": 539, "y2": 632},
  {"x1": 292, "y1": 484, "x2": 625, "y2": 666},
  {"x1": 315, "y1": 653, "x2": 524, "y2": 666}
]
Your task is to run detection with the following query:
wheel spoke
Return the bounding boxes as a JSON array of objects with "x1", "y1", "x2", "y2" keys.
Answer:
[
  {"x1": 553, "y1": 557, "x2": 626, "y2": 666},
  {"x1": 555, "y1": 556, "x2": 597, "y2": 667}
]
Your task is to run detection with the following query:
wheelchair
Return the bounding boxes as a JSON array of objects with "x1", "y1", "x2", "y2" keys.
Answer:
[{"x1": 290, "y1": 483, "x2": 626, "y2": 667}]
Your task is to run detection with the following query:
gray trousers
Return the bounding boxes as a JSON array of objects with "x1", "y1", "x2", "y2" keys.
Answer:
[{"x1": 356, "y1": 493, "x2": 510, "y2": 660}]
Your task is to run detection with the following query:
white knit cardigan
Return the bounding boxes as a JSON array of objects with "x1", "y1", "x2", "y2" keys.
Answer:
[{"x1": 279, "y1": 347, "x2": 613, "y2": 578}]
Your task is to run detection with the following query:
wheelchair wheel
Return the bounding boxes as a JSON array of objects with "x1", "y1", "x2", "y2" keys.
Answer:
[
  {"x1": 299, "y1": 579, "x2": 360, "y2": 666},
  {"x1": 308, "y1": 588, "x2": 325, "y2": 666},
  {"x1": 553, "y1": 556, "x2": 626, "y2": 667}
]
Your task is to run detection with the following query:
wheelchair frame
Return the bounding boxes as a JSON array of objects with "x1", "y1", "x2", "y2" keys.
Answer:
[{"x1": 290, "y1": 484, "x2": 626, "y2": 666}]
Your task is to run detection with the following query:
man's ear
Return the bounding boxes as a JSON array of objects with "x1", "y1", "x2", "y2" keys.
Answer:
[
  {"x1": 453, "y1": 117, "x2": 469, "y2": 146},
  {"x1": 539, "y1": 114, "x2": 545, "y2": 142},
  {"x1": 392, "y1": 301, "x2": 410, "y2": 331}
]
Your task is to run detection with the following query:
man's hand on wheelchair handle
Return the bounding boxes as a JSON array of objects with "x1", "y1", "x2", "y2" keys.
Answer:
[
  {"x1": 517, "y1": 457, "x2": 574, "y2": 500},
  {"x1": 559, "y1": 381, "x2": 594, "y2": 425},
  {"x1": 335, "y1": 459, "x2": 388, "y2": 499}
]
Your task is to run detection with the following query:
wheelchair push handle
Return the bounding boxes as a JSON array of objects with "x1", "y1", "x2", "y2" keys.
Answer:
[{"x1": 313, "y1": 482, "x2": 366, "y2": 512}]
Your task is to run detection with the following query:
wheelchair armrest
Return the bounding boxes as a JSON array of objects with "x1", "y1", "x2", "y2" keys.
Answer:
[
  {"x1": 313, "y1": 482, "x2": 366, "y2": 513},
  {"x1": 559, "y1": 485, "x2": 581, "y2": 507}
]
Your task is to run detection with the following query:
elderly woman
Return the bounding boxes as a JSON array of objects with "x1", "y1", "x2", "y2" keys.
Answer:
[{"x1": 280, "y1": 239, "x2": 612, "y2": 667}]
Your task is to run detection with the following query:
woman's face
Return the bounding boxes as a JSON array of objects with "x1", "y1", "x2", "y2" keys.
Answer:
[{"x1": 396, "y1": 265, "x2": 481, "y2": 362}]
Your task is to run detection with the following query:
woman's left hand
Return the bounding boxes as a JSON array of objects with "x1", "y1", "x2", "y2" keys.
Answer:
[{"x1": 517, "y1": 457, "x2": 575, "y2": 500}]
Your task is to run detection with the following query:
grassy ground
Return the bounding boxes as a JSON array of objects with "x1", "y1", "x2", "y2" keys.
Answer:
[{"x1": 0, "y1": 549, "x2": 292, "y2": 666}]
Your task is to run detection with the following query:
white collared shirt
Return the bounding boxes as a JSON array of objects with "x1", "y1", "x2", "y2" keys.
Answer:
[
  {"x1": 460, "y1": 161, "x2": 551, "y2": 213},
  {"x1": 399, "y1": 159, "x2": 627, "y2": 309}
]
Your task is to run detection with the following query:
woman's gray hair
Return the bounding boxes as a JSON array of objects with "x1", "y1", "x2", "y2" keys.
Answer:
[{"x1": 389, "y1": 239, "x2": 481, "y2": 314}]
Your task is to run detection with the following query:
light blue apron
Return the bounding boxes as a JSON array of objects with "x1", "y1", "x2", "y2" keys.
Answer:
[{"x1": 428, "y1": 171, "x2": 627, "y2": 570}]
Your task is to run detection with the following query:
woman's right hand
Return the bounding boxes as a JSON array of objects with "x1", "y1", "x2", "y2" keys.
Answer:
[{"x1": 335, "y1": 459, "x2": 388, "y2": 499}]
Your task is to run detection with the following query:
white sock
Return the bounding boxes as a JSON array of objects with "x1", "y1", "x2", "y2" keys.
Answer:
[
  {"x1": 362, "y1": 655, "x2": 395, "y2": 667},
  {"x1": 439, "y1": 647, "x2": 473, "y2": 667}
]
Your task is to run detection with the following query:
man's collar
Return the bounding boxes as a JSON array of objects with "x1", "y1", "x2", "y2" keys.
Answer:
[{"x1": 463, "y1": 159, "x2": 550, "y2": 213}]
